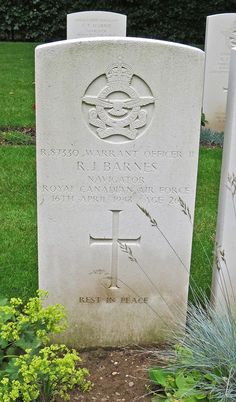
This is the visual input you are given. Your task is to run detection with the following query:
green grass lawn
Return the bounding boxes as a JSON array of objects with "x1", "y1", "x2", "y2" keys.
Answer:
[
  {"x1": 0, "y1": 145, "x2": 222, "y2": 301},
  {"x1": 190, "y1": 147, "x2": 222, "y2": 300},
  {"x1": 0, "y1": 146, "x2": 37, "y2": 300},
  {"x1": 0, "y1": 42, "x2": 37, "y2": 127}
]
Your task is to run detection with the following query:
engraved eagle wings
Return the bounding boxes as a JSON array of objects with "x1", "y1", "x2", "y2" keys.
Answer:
[{"x1": 83, "y1": 95, "x2": 155, "y2": 117}]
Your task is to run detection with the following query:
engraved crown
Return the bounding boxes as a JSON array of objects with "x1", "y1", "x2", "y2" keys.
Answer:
[{"x1": 106, "y1": 62, "x2": 133, "y2": 84}]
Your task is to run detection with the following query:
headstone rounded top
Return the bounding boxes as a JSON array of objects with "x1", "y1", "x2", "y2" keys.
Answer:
[
  {"x1": 36, "y1": 37, "x2": 204, "y2": 57},
  {"x1": 67, "y1": 11, "x2": 126, "y2": 18},
  {"x1": 207, "y1": 13, "x2": 236, "y2": 19}
]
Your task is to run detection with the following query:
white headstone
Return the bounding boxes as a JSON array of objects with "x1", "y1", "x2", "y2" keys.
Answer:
[
  {"x1": 203, "y1": 13, "x2": 236, "y2": 133},
  {"x1": 212, "y1": 47, "x2": 236, "y2": 310},
  {"x1": 36, "y1": 38, "x2": 204, "y2": 347},
  {"x1": 67, "y1": 11, "x2": 126, "y2": 39}
]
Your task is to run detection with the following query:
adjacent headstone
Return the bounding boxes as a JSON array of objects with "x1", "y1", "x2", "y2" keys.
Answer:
[
  {"x1": 67, "y1": 11, "x2": 126, "y2": 39},
  {"x1": 212, "y1": 48, "x2": 236, "y2": 310},
  {"x1": 36, "y1": 38, "x2": 204, "y2": 347},
  {"x1": 203, "y1": 13, "x2": 236, "y2": 133}
]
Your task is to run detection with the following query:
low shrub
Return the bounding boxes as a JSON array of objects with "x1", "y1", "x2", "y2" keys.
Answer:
[
  {"x1": 0, "y1": 291, "x2": 92, "y2": 401},
  {"x1": 200, "y1": 128, "x2": 224, "y2": 147},
  {"x1": 149, "y1": 301, "x2": 236, "y2": 401}
]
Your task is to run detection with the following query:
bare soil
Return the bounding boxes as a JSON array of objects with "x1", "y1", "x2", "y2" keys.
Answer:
[{"x1": 68, "y1": 347, "x2": 159, "y2": 402}]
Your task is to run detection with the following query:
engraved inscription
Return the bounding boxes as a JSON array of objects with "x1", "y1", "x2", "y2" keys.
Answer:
[
  {"x1": 40, "y1": 148, "x2": 185, "y2": 159},
  {"x1": 82, "y1": 60, "x2": 155, "y2": 143},
  {"x1": 214, "y1": 54, "x2": 230, "y2": 73},
  {"x1": 39, "y1": 182, "x2": 192, "y2": 205},
  {"x1": 89, "y1": 210, "x2": 141, "y2": 289},
  {"x1": 77, "y1": 160, "x2": 158, "y2": 172},
  {"x1": 79, "y1": 21, "x2": 112, "y2": 36},
  {"x1": 39, "y1": 147, "x2": 194, "y2": 205},
  {"x1": 78, "y1": 296, "x2": 149, "y2": 303},
  {"x1": 215, "y1": 111, "x2": 225, "y2": 126},
  {"x1": 74, "y1": 18, "x2": 119, "y2": 37}
]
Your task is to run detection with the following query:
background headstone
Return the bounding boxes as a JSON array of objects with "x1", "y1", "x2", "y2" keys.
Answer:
[
  {"x1": 36, "y1": 38, "x2": 204, "y2": 347},
  {"x1": 67, "y1": 11, "x2": 126, "y2": 39},
  {"x1": 202, "y1": 13, "x2": 236, "y2": 133},
  {"x1": 212, "y1": 47, "x2": 236, "y2": 310}
]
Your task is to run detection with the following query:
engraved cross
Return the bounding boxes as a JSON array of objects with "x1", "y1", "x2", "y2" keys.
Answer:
[{"x1": 89, "y1": 210, "x2": 141, "y2": 289}]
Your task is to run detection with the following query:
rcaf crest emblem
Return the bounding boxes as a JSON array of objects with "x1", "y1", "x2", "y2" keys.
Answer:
[
  {"x1": 229, "y1": 29, "x2": 236, "y2": 48},
  {"x1": 82, "y1": 61, "x2": 155, "y2": 142},
  {"x1": 223, "y1": 22, "x2": 236, "y2": 49}
]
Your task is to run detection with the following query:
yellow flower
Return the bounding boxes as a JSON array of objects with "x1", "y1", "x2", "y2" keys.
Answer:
[{"x1": 1, "y1": 377, "x2": 9, "y2": 385}]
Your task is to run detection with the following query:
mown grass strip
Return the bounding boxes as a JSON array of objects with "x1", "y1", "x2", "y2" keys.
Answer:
[
  {"x1": 190, "y1": 147, "x2": 222, "y2": 300},
  {"x1": 0, "y1": 42, "x2": 37, "y2": 127},
  {"x1": 0, "y1": 146, "x2": 37, "y2": 300}
]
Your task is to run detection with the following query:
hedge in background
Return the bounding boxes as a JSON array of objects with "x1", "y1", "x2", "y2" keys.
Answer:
[{"x1": 0, "y1": 0, "x2": 236, "y2": 44}]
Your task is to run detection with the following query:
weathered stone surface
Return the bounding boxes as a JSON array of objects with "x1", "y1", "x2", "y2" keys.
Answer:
[
  {"x1": 36, "y1": 38, "x2": 204, "y2": 347},
  {"x1": 212, "y1": 47, "x2": 236, "y2": 310},
  {"x1": 67, "y1": 11, "x2": 126, "y2": 39},
  {"x1": 203, "y1": 13, "x2": 236, "y2": 133}
]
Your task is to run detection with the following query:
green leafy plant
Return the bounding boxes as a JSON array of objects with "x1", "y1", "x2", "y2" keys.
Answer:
[
  {"x1": 149, "y1": 345, "x2": 211, "y2": 401},
  {"x1": 150, "y1": 368, "x2": 209, "y2": 401},
  {"x1": 0, "y1": 291, "x2": 92, "y2": 401},
  {"x1": 201, "y1": 112, "x2": 208, "y2": 127}
]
